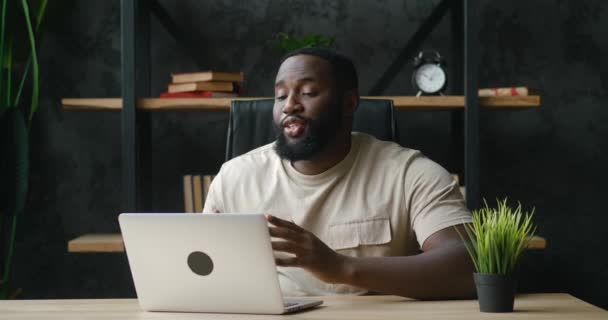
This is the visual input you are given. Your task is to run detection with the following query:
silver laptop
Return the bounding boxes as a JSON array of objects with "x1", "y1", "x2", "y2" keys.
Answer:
[{"x1": 118, "y1": 213, "x2": 323, "y2": 314}]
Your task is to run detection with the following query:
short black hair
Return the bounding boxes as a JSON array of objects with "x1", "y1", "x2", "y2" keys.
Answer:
[{"x1": 280, "y1": 47, "x2": 359, "y2": 94}]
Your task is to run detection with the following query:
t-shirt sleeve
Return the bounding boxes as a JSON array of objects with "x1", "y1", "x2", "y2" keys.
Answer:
[
  {"x1": 405, "y1": 155, "x2": 472, "y2": 247},
  {"x1": 202, "y1": 166, "x2": 225, "y2": 214}
]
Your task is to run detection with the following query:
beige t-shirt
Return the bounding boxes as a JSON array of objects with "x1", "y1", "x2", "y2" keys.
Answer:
[{"x1": 203, "y1": 132, "x2": 471, "y2": 296}]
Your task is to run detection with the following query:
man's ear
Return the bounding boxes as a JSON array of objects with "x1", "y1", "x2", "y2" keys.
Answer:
[{"x1": 342, "y1": 89, "x2": 359, "y2": 116}]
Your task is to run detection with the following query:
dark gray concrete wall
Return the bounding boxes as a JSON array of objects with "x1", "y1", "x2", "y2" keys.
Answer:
[{"x1": 10, "y1": 0, "x2": 608, "y2": 309}]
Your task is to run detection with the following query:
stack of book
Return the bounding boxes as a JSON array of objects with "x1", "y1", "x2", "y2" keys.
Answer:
[
  {"x1": 160, "y1": 71, "x2": 244, "y2": 98},
  {"x1": 183, "y1": 174, "x2": 215, "y2": 213},
  {"x1": 478, "y1": 86, "x2": 536, "y2": 97}
]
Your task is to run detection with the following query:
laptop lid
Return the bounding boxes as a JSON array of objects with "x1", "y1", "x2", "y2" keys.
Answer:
[{"x1": 119, "y1": 213, "x2": 290, "y2": 314}]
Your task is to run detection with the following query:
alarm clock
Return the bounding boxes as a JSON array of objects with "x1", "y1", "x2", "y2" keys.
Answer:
[{"x1": 412, "y1": 50, "x2": 447, "y2": 96}]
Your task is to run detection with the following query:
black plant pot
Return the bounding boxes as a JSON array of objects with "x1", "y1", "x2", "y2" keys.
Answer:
[{"x1": 474, "y1": 273, "x2": 515, "y2": 313}]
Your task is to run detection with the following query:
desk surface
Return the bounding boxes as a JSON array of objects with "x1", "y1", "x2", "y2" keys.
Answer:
[
  {"x1": 67, "y1": 233, "x2": 548, "y2": 253},
  {"x1": 0, "y1": 294, "x2": 605, "y2": 320}
]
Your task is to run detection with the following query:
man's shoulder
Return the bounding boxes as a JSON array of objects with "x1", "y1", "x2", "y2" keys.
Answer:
[
  {"x1": 220, "y1": 142, "x2": 279, "y2": 174},
  {"x1": 357, "y1": 133, "x2": 449, "y2": 175},
  {"x1": 355, "y1": 132, "x2": 421, "y2": 163}
]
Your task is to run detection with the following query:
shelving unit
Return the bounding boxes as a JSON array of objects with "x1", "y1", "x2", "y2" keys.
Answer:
[
  {"x1": 61, "y1": 95, "x2": 541, "y2": 111},
  {"x1": 65, "y1": 0, "x2": 544, "y2": 252}
]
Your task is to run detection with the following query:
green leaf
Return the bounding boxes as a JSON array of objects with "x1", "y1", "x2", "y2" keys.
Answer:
[
  {"x1": 4, "y1": 42, "x2": 12, "y2": 106},
  {"x1": 0, "y1": 0, "x2": 7, "y2": 108},
  {"x1": 455, "y1": 197, "x2": 536, "y2": 275},
  {"x1": 34, "y1": 0, "x2": 47, "y2": 28},
  {"x1": 14, "y1": 0, "x2": 47, "y2": 108},
  {"x1": 4, "y1": 1, "x2": 29, "y2": 63},
  {"x1": 0, "y1": 215, "x2": 18, "y2": 299},
  {"x1": 0, "y1": 109, "x2": 28, "y2": 299},
  {"x1": 20, "y1": 0, "x2": 38, "y2": 124},
  {"x1": 0, "y1": 108, "x2": 29, "y2": 218},
  {"x1": 271, "y1": 32, "x2": 335, "y2": 55}
]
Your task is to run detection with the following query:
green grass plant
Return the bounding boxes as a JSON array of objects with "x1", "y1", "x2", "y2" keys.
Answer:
[
  {"x1": 459, "y1": 198, "x2": 536, "y2": 275},
  {"x1": 272, "y1": 32, "x2": 335, "y2": 55}
]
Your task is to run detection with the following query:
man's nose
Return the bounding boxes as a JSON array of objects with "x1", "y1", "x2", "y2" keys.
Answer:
[{"x1": 282, "y1": 94, "x2": 304, "y2": 115}]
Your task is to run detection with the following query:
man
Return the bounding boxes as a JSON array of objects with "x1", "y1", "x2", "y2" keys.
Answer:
[{"x1": 203, "y1": 48, "x2": 475, "y2": 299}]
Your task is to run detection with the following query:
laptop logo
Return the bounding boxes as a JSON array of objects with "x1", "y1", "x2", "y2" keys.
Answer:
[{"x1": 187, "y1": 251, "x2": 214, "y2": 276}]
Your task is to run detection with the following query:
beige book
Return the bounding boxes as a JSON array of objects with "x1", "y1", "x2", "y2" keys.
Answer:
[
  {"x1": 171, "y1": 71, "x2": 244, "y2": 84},
  {"x1": 183, "y1": 175, "x2": 194, "y2": 213},
  {"x1": 168, "y1": 81, "x2": 235, "y2": 93},
  {"x1": 202, "y1": 175, "x2": 215, "y2": 204},
  {"x1": 192, "y1": 175, "x2": 203, "y2": 213}
]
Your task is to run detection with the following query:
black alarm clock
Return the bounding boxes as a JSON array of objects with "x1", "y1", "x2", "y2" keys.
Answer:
[{"x1": 412, "y1": 50, "x2": 447, "y2": 96}]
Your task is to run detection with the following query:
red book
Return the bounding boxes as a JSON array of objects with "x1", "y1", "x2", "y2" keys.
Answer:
[
  {"x1": 160, "y1": 91, "x2": 239, "y2": 98},
  {"x1": 478, "y1": 86, "x2": 534, "y2": 97}
]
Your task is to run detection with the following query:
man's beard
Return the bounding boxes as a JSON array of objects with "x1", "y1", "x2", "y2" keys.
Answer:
[{"x1": 273, "y1": 98, "x2": 342, "y2": 162}]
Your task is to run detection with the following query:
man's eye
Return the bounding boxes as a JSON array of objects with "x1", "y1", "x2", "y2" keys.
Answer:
[
  {"x1": 275, "y1": 95, "x2": 287, "y2": 101},
  {"x1": 302, "y1": 92, "x2": 318, "y2": 97}
]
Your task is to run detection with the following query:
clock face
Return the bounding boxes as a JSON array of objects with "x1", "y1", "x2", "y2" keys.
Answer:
[{"x1": 414, "y1": 63, "x2": 446, "y2": 94}]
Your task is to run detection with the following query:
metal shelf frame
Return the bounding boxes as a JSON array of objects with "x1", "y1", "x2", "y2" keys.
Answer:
[{"x1": 119, "y1": 0, "x2": 480, "y2": 212}]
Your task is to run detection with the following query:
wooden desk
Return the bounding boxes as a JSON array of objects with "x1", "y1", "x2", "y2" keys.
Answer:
[
  {"x1": 0, "y1": 294, "x2": 605, "y2": 319},
  {"x1": 67, "y1": 181, "x2": 547, "y2": 253},
  {"x1": 68, "y1": 234, "x2": 547, "y2": 253}
]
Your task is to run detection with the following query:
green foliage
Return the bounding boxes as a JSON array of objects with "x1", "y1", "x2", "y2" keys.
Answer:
[
  {"x1": 0, "y1": 0, "x2": 47, "y2": 299},
  {"x1": 272, "y1": 32, "x2": 335, "y2": 55},
  {"x1": 0, "y1": 0, "x2": 46, "y2": 121},
  {"x1": 458, "y1": 198, "x2": 536, "y2": 275},
  {"x1": 0, "y1": 108, "x2": 28, "y2": 299}
]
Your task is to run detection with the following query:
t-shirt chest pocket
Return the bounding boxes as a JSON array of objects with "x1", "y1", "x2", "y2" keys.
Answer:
[{"x1": 325, "y1": 217, "x2": 392, "y2": 254}]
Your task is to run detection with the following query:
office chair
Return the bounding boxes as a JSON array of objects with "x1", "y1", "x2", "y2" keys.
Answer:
[{"x1": 225, "y1": 98, "x2": 397, "y2": 161}]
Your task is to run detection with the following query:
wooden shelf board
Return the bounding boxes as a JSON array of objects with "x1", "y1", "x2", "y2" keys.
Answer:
[
  {"x1": 526, "y1": 235, "x2": 547, "y2": 250},
  {"x1": 68, "y1": 234, "x2": 125, "y2": 253},
  {"x1": 62, "y1": 95, "x2": 540, "y2": 111},
  {"x1": 67, "y1": 233, "x2": 546, "y2": 253}
]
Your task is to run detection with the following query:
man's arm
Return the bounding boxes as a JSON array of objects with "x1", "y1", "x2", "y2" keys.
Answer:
[
  {"x1": 341, "y1": 224, "x2": 476, "y2": 299},
  {"x1": 267, "y1": 215, "x2": 475, "y2": 300}
]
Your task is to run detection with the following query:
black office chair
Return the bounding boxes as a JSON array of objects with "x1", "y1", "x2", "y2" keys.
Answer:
[{"x1": 225, "y1": 99, "x2": 397, "y2": 161}]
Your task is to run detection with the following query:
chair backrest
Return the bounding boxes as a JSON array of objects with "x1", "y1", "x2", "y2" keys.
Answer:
[{"x1": 225, "y1": 99, "x2": 396, "y2": 161}]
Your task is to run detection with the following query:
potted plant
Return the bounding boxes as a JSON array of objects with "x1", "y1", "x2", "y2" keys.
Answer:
[
  {"x1": 271, "y1": 32, "x2": 335, "y2": 55},
  {"x1": 459, "y1": 198, "x2": 536, "y2": 312},
  {"x1": 0, "y1": 0, "x2": 47, "y2": 299}
]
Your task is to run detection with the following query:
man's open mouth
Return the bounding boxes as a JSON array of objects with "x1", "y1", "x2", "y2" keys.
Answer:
[{"x1": 282, "y1": 117, "x2": 308, "y2": 138}]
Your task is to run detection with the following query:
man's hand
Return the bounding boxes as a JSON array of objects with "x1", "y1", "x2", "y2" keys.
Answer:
[{"x1": 266, "y1": 214, "x2": 350, "y2": 284}]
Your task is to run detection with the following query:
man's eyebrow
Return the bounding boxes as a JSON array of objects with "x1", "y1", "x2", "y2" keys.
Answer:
[{"x1": 274, "y1": 77, "x2": 318, "y2": 87}]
